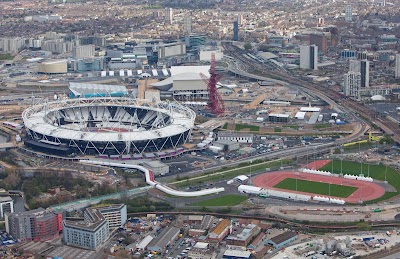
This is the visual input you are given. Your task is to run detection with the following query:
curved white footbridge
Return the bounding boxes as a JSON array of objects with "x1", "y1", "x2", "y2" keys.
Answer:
[{"x1": 80, "y1": 160, "x2": 225, "y2": 197}]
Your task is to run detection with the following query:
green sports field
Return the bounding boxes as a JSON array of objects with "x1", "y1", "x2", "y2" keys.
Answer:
[
  {"x1": 273, "y1": 178, "x2": 358, "y2": 198},
  {"x1": 320, "y1": 160, "x2": 400, "y2": 203}
]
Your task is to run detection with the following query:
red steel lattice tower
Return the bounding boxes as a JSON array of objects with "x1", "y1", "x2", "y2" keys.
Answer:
[{"x1": 200, "y1": 53, "x2": 225, "y2": 115}]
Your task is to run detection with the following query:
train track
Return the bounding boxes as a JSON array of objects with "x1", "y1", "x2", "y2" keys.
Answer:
[
  {"x1": 222, "y1": 43, "x2": 400, "y2": 143},
  {"x1": 127, "y1": 211, "x2": 400, "y2": 230}
]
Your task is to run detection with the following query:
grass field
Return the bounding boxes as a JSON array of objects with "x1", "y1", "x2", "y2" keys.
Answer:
[
  {"x1": 320, "y1": 160, "x2": 400, "y2": 203},
  {"x1": 235, "y1": 123, "x2": 260, "y2": 132},
  {"x1": 173, "y1": 159, "x2": 291, "y2": 188},
  {"x1": 193, "y1": 194, "x2": 248, "y2": 207},
  {"x1": 273, "y1": 178, "x2": 358, "y2": 198}
]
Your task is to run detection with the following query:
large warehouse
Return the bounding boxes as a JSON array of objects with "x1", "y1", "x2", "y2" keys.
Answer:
[{"x1": 22, "y1": 97, "x2": 195, "y2": 157}]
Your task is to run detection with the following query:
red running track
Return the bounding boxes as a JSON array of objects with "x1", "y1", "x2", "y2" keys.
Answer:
[
  {"x1": 253, "y1": 171, "x2": 385, "y2": 203},
  {"x1": 306, "y1": 159, "x2": 331, "y2": 170}
]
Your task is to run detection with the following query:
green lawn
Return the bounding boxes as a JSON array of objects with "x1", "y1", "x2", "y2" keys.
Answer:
[
  {"x1": 193, "y1": 194, "x2": 248, "y2": 206},
  {"x1": 273, "y1": 178, "x2": 358, "y2": 198},
  {"x1": 314, "y1": 123, "x2": 332, "y2": 129},
  {"x1": 0, "y1": 53, "x2": 14, "y2": 60},
  {"x1": 235, "y1": 123, "x2": 260, "y2": 132},
  {"x1": 320, "y1": 160, "x2": 400, "y2": 203},
  {"x1": 173, "y1": 159, "x2": 291, "y2": 188}
]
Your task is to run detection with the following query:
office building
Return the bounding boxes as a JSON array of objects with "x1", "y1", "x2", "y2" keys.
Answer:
[
  {"x1": 310, "y1": 33, "x2": 327, "y2": 53},
  {"x1": 63, "y1": 207, "x2": 109, "y2": 250},
  {"x1": 300, "y1": 45, "x2": 318, "y2": 70},
  {"x1": 183, "y1": 16, "x2": 192, "y2": 34},
  {"x1": 182, "y1": 34, "x2": 207, "y2": 54},
  {"x1": 165, "y1": 8, "x2": 173, "y2": 24},
  {"x1": 158, "y1": 42, "x2": 186, "y2": 59},
  {"x1": 395, "y1": 54, "x2": 400, "y2": 78},
  {"x1": 96, "y1": 204, "x2": 127, "y2": 232},
  {"x1": 72, "y1": 44, "x2": 95, "y2": 58},
  {"x1": 0, "y1": 196, "x2": 13, "y2": 218},
  {"x1": 344, "y1": 72, "x2": 361, "y2": 99},
  {"x1": 345, "y1": 5, "x2": 352, "y2": 22},
  {"x1": 349, "y1": 59, "x2": 369, "y2": 87},
  {"x1": 70, "y1": 58, "x2": 104, "y2": 72},
  {"x1": 5, "y1": 208, "x2": 62, "y2": 241},
  {"x1": 233, "y1": 20, "x2": 239, "y2": 41}
]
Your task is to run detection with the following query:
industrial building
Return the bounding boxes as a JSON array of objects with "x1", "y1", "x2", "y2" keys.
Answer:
[
  {"x1": 226, "y1": 224, "x2": 261, "y2": 246},
  {"x1": 208, "y1": 219, "x2": 231, "y2": 242},
  {"x1": 147, "y1": 226, "x2": 180, "y2": 253},
  {"x1": 5, "y1": 208, "x2": 62, "y2": 242},
  {"x1": 223, "y1": 249, "x2": 252, "y2": 259},
  {"x1": 268, "y1": 113, "x2": 290, "y2": 123},
  {"x1": 63, "y1": 207, "x2": 110, "y2": 250},
  {"x1": 0, "y1": 196, "x2": 13, "y2": 218},
  {"x1": 188, "y1": 242, "x2": 217, "y2": 259},
  {"x1": 265, "y1": 231, "x2": 297, "y2": 249},
  {"x1": 141, "y1": 160, "x2": 169, "y2": 175}
]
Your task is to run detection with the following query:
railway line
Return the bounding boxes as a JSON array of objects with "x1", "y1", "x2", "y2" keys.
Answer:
[{"x1": 222, "y1": 43, "x2": 400, "y2": 143}]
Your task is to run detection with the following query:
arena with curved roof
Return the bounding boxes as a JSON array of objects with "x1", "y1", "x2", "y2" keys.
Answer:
[{"x1": 22, "y1": 97, "x2": 195, "y2": 156}]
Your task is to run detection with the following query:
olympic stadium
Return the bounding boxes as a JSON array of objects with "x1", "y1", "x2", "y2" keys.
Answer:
[{"x1": 22, "y1": 97, "x2": 195, "y2": 157}]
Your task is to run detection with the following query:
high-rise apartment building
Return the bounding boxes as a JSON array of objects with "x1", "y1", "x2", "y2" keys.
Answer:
[
  {"x1": 0, "y1": 37, "x2": 26, "y2": 53},
  {"x1": 349, "y1": 60, "x2": 369, "y2": 87},
  {"x1": 183, "y1": 16, "x2": 192, "y2": 34},
  {"x1": 233, "y1": 20, "x2": 239, "y2": 41},
  {"x1": 0, "y1": 197, "x2": 13, "y2": 218},
  {"x1": 344, "y1": 72, "x2": 361, "y2": 99},
  {"x1": 72, "y1": 44, "x2": 95, "y2": 58},
  {"x1": 63, "y1": 207, "x2": 109, "y2": 250},
  {"x1": 300, "y1": 45, "x2": 318, "y2": 70},
  {"x1": 345, "y1": 5, "x2": 352, "y2": 22},
  {"x1": 97, "y1": 204, "x2": 127, "y2": 232},
  {"x1": 395, "y1": 54, "x2": 400, "y2": 78},
  {"x1": 165, "y1": 8, "x2": 173, "y2": 24},
  {"x1": 5, "y1": 208, "x2": 62, "y2": 241}
]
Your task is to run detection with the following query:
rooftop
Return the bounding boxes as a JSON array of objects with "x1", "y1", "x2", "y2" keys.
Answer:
[
  {"x1": 63, "y1": 208, "x2": 107, "y2": 232},
  {"x1": 270, "y1": 231, "x2": 297, "y2": 245},
  {"x1": 211, "y1": 219, "x2": 231, "y2": 236}
]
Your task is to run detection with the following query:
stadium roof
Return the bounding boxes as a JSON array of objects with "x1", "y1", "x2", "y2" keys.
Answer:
[
  {"x1": 23, "y1": 98, "x2": 195, "y2": 142},
  {"x1": 69, "y1": 82, "x2": 128, "y2": 97}
]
